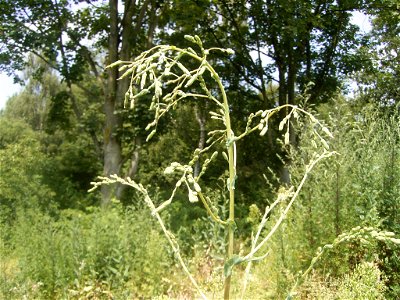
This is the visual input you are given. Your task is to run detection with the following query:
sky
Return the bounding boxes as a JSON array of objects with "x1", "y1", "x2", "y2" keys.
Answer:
[
  {"x1": 0, "y1": 12, "x2": 372, "y2": 111},
  {"x1": 0, "y1": 73, "x2": 22, "y2": 110}
]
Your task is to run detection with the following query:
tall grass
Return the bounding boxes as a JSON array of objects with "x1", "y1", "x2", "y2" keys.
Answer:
[{"x1": 0, "y1": 202, "x2": 175, "y2": 299}]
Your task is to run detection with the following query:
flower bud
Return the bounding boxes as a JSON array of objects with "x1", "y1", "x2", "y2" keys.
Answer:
[
  {"x1": 188, "y1": 189, "x2": 199, "y2": 203},
  {"x1": 164, "y1": 166, "x2": 175, "y2": 175},
  {"x1": 193, "y1": 182, "x2": 202, "y2": 193},
  {"x1": 260, "y1": 124, "x2": 268, "y2": 136},
  {"x1": 261, "y1": 110, "x2": 268, "y2": 118},
  {"x1": 284, "y1": 132, "x2": 290, "y2": 145}
]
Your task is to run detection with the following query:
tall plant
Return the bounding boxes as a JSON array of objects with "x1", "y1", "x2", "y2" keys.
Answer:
[{"x1": 90, "y1": 36, "x2": 334, "y2": 299}]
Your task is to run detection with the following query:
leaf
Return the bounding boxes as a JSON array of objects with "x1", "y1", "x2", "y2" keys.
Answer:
[
  {"x1": 123, "y1": 266, "x2": 130, "y2": 277},
  {"x1": 194, "y1": 35, "x2": 203, "y2": 47},
  {"x1": 107, "y1": 266, "x2": 119, "y2": 275},
  {"x1": 390, "y1": 238, "x2": 400, "y2": 244},
  {"x1": 83, "y1": 285, "x2": 93, "y2": 292},
  {"x1": 322, "y1": 126, "x2": 333, "y2": 138},
  {"x1": 311, "y1": 140, "x2": 317, "y2": 148},
  {"x1": 321, "y1": 138, "x2": 329, "y2": 149},
  {"x1": 225, "y1": 48, "x2": 235, "y2": 55},
  {"x1": 224, "y1": 255, "x2": 244, "y2": 277},
  {"x1": 176, "y1": 62, "x2": 191, "y2": 76},
  {"x1": 193, "y1": 182, "x2": 201, "y2": 192},
  {"x1": 164, "y1": 165, "x2": 175, "y2": 175},
  {"x1": 133, "y1": 88, "x2": 150, "y2": 100},
  {"x1": 309, "y1": 114, "x2": 317, "y2": 123},
  {"x1": 185, "y1": 73, "x2": 200, "y2": 88},
  {"x1": 118, "y1": 68, "x2": 134, "y2": 80}
]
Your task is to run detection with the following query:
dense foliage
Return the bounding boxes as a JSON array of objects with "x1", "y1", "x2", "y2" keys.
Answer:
[{"x1": 0, "y1": 0, "x2": 399, "y2": 299}]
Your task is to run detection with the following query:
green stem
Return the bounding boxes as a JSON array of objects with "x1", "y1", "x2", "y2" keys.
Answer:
[
  {"x1": 198, "y1": 192, "x2": 228, "y2": 225},
  {"x1": 243, "y1": 151, "x2": 333, "y2": 261},
  {"x1": 148, "y1": 195, "x2": 207, "y2": 300},
  {"x1": 206, "y1": 62, "x2": 236, "y2": 300},
  {"x1": 287, "y1": 248, "x2": 326, "y2": 299}
]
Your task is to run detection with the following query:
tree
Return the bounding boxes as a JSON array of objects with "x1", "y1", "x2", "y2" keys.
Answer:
[
  {"x1": 0, "y1": 118, "x2": 56, "y2": 226},
  {"x1": 2, "y1": 55, "x2": 62, "y2": 131},
  {"x1": 355, "y1": 0, "x2": 399, "y2": 106},
  {"x1": 160, "y1": 0, "x2": 369, "y2": 183},
  {"x1": 0, "y1": 0, "x2": 165, "y2": 205}
]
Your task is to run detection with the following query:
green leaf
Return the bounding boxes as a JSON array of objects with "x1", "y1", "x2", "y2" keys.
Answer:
[
  {"x1": 107, "y1": 266, "x2": 119, "y2": 275},
  {"x1": 224, "y1": 255, "x2": 244, "y2": 277}
]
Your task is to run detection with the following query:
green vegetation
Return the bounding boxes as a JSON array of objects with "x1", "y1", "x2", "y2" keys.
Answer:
[{"x1": 0, "y1": 0, "x2": 399, "y2": 299}]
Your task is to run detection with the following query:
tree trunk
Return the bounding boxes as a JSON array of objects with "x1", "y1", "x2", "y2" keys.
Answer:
[
  {"x1": 115, "y1": 137, "x2": 142, "y2": 199},
  {"x1": 101, "y1": 0, "x2": 155, "y2": 205},
  {"x1": 102, "y1": 0, "x2": 122, "y2": 207}
]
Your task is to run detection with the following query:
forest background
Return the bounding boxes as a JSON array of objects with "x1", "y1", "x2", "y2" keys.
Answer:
[{"x1": 0, "y1": 0, "x2": 399, "y2": 299}]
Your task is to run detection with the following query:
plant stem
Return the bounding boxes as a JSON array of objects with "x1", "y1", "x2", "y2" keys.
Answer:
[
  {"x1": 151, "y1": 201, "x2": 208, "y2": 300},
  {"x1": 243, "y1": 151, "x2": 333, "y2": 261},
  {"x1": 198, "y1": 192, "x2": 228, "y2": 225},
  {"x1": 207, "y1": 62, "x2": 236, "y2": 300},
  {"x1": 224, "y1": 134, "x2": 235, "y2": 300}
]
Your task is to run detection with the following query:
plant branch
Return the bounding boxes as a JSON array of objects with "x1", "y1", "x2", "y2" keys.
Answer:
[
  {"x1": 89, "y1": 176, "x2": 207, "y2": 300},
  {"x1": 243, "y1": 150, "x2": 335, "y2": 261},
  {"x1": 198, "y1": 191, "x2": 228, "y2": 225}
]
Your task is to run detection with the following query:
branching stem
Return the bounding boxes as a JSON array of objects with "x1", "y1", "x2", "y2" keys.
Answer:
[
  {"x1": 243, "y1": 151, "x2": 334, "y2": 261},
  {"x1": 205, "y1": 61, "x2": 236, "y2": 300},
  {"x1": 100, "y1": 37, "x2": 337, "y2": 300}
]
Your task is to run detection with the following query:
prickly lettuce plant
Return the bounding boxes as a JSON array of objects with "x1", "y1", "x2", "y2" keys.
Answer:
[{"x1": 90, "y1": 36, "x2": 335, "y2": 299}]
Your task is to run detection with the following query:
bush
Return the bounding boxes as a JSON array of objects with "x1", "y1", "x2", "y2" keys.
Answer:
[
  {"x1": 336, "y1": 261, "x2": 386, "y2": 299},
  {"x1": 294, "y1": 261, "x2": 386, "y2": 300},
  {"x1": 278, "y1": 98, "x2": 400, "y2": 297},
  {"x1": 0, "y1": 202, "x2": 175, "y2": 299}
]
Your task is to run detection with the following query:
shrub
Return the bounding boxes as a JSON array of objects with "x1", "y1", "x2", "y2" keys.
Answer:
[{"x1": 0, "y1": 202, "x2": 174, "y2": 299}]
